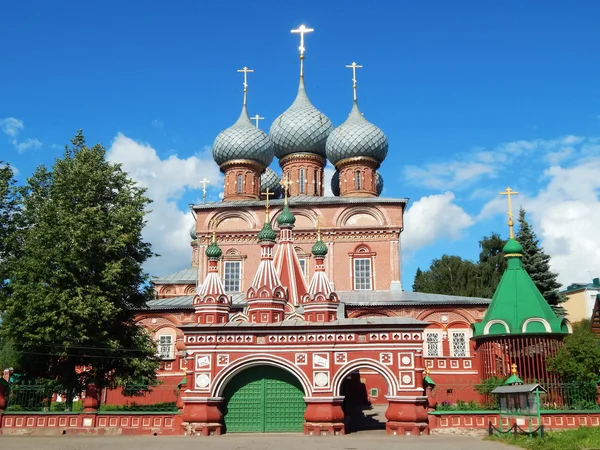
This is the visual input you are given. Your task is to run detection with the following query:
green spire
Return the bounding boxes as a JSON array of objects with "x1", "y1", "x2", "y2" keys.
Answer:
[
  {"x1": 205, "y1": 231, "x2": 222, "y2": 259},
  {"x1": 258, "y1": 221, "x2": 277, "y2": 242},
  {"x1": 503, "y1": 237, "x2": 523, "y2": 255},
  {"x1": 312, "y1": 239, "x2": 328, "y2": 257},
  {"x1": 276, "y1": 203, "x2": 296, "y2": 226}
]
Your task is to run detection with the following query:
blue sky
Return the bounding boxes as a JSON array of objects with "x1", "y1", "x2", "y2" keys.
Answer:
[{"x1": 2, "y1": 0, "x2": 600, "y2": 287}]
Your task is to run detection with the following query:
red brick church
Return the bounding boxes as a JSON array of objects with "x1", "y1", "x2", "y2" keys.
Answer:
[{"x1": 136, "y1": 25, "x2": 570, "y2": 436}]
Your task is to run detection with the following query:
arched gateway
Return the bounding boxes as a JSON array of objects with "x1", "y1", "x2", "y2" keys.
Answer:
[{"x1": 222, "y1": 365, "x2": 305, "y2": 432}]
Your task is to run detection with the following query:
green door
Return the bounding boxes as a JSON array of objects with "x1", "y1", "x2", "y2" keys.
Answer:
[{"x1": 223, "y1": 365, "x2": 305, "y2": 433}]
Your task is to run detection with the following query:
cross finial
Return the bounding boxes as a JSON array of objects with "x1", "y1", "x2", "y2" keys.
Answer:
[
  {"x1": 236, "y1": 66, "x2": 254, "y2": 105},
  {"x1": 345, "y1": 62, "x2": 363, "y2": 101},
  {"x1": 200, "y1": 178, "x2": 210, "y2": 204},
  {"x1": 251, "y1": 114, "x2": 264, "y2": 128},
  {"x1": 291, "y1": 24, "x2": 314, "y2": 77},
  {"x1": 500, "y1": 187, "x2": 519, "y2": 238},
  {"x1": 209, "y1": 217, "x2": 218, "y2": 243},
  {"x1": 279, "y1": 173, "x2": 292, "y2": 205},
  {"x1": 511, "y1": 363, "x2": 518, "y2": 376},
  {"x1": 316, "y1": 217, "x2": 323, "y2": 241},
  {"x1": 262, "y1": 188, "x2": 274, "y2": 222}
]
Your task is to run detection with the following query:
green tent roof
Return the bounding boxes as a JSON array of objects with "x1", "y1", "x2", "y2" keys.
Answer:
[{"x1": 472, "y1": 237, "x2": 569, "y2": 338}]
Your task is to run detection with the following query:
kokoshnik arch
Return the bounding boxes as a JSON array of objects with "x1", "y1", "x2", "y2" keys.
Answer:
[{"x1": 139, "y1": 24, "x2": 570, "y2": 436}]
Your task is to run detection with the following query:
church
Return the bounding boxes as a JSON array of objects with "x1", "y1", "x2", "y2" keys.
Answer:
[{"x1": 136, "y1": 25, "x2": 570, "y2": 436}]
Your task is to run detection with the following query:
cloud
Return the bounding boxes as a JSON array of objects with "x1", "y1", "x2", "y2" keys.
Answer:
[
  {"x1": 12, "y1": 138, "x2": 42, "y2": 153},
  {"x1": 151, "y1": 119, "x2": 164, "y2": 129},
  {"x1": 106, "y1": 133, "x2": 222, "y2": 277},
  {"x1": 403, "y1": 192, "x2": 474, "y2": 252},
  {"x1": 323, "y1": 163, "x2": 335, "y2": 196},
  {"x1": 0, "y1": 118, "x2": 24, "y2": 137}
]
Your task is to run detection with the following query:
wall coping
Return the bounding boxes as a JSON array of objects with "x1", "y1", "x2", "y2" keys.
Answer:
[
  {"x1": 0, "y1": 411, "x2": 181, "y2": 416},
  {"x1": 429, "y1": 410, "x2": 496, "y2": 415},
  {"x1": 0, "y1": 411, "x2": 81, "y2": 415},
  {"x1": 429, "y1": 410, "x2": 600, "y2": 415}
]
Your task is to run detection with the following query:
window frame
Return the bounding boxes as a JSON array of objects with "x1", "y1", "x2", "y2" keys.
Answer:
[
  {"x1": 157, "y1": 335, "x2": 174, "y2": 360},
  {"x1": 424, "y1": 331, "x2": 443, "y2": 357},
  {"x1": 299, "y1": 168, "x2": 305, "y2": 194},
  {"x1": 236, "y1": 174, "x2": 243, "y2": 194},
  {"x1": 223, "y1": 260, "x2": 242, "y2": 293},
  {"x1": 353, "y1": 257, "x2": 372, "y2": 290},
  {"x1": 449, "y1": 330, "x2": 470, "y2": 357}
]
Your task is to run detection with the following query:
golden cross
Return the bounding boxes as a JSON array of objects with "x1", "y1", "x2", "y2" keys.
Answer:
[
  {"x1": 279, "y1": 173, "x2": 292, "y2": 204},
  {"x1": 209, "y1": 217, "x2": 218, "y2": 243},
  {"x1": 291, "y1": 24, "x2": 314, "y2": 77},
  {"x1": 236, "y1": 66, "x2": 254, "y2": 105},
  {"x1": 316, "y1": 217, "x2": 323, "y2": 240},
  {"x1": 262, "y1": 188, "x2": 274, "y2": 221},
  {"x1": 500, "y1": 187, "x2": 519, "y2": 238},
  {"x1": 511, "y1": 363, "x2": 518, "y2": 375},
  {"x1": 251, "y1": 114, "x2": 264, "y2": 128},
  {"x1": 345, "y1": 62, "x2": 363, "y2": 101},
  {"x1": 200, "y1": 178, "x2": 210, "y2": 204}
]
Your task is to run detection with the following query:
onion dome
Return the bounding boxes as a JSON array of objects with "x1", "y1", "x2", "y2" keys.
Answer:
[
  {"x1": 330, "y1": 169, "x2": 384, "y2": 196},
  {"x1": 325, "y1": 101, "x2": 388, "y2": 167},
  {"x1": 269, "y1": 78, "x2": 334, "y2": 158},
  {"x1": 205, "y1": 235, "x2": 222, "y2": 259},
  {"x1": 276, "y1": 203, "x2": 296, "y2": 227},
  {"x1": 311, "y1": 238, "x2": 328, "y2": 257},
  {"x1": 189, "y1": 224, "x2": 198, "y2": 240},
  {"x1": 503, "y1": 237, "x2": 523, "y2": 255},
  {"x1": 260, "y1": 167, "x2": 282, "y2": 199},
  {"x1": 257, "y1": 221, "x2": 277, "y2": 242},
  {"x1": 213, "y1": 104, "x2": 275, "y2": 168}
]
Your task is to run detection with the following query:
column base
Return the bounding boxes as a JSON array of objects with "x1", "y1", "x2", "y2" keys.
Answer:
[
  {"x1": 182, "y1": 422, "x2": 223, "y2": 436},
  {"x1": 303, "y1": 396, "x2": 345, "y2": 436},
  {"x1": 386, "y1": 421, "x2": 429, "y2": 436},
  {"x1": 304, "y1": 422, "x2": 345, "y2": 436}
]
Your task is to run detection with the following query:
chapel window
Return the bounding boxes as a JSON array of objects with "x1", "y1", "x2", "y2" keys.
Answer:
[
  {"x1": 424, "y1": 332, "x2": 442, "y2": 357},
  {"x1": 355, "y1": 170, "x2": 361, "y2": 190},
  {"x1": 223, "y1": 260, "x2": 242, "y2": 292},
  {"x1": 299, "y1": 169, "x2": 305, "y2": 194},
  {"x1": 314, "y1": 169, "x2": 318, "y2": 195},
  {"x1": 353, "y1": 258, "x2": 372, "y2": 290},
  {"x1": 450, "y1": 331, "x2": 469, "y2": 357},
  {"x1": 158, "y1": 335, "x2": 174, "y2": 360},
  {"x1": 236, "y1": 174, "x2": 243, "y2": 194},
  {"x1": 298, "y1": 258, "x2": 307, "y2": 279}
]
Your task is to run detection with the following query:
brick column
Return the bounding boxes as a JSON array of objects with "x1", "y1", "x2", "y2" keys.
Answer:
[
  {"x1": 385, "y1": 395, "x2": 429, "y2": 436},
  {"x1": 181, "y1": 397, "x2": 224, "y2": 436},
  {"x1": 303, "y1": 396, "x2": 345, "y2": 436}
]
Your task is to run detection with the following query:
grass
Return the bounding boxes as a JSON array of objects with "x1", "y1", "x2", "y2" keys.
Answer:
[{"x1": 488, "y1": 426, "x2": 600, "y2": 450}]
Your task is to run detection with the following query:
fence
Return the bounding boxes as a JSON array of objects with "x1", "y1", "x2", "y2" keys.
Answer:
[
  {"x1": 429, "y1": 379, "x2": 600, "y2": 411},
  {"x1": 4, "y1": 383, "x2": 180, "y2": 413}
]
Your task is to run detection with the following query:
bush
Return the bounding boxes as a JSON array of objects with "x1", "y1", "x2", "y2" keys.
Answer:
[
  {"x1": 435, "y1": 400, "x2": 491, "y2": 411},
  {"x1": 98, "y1": 401, "x2": 177, "y2": 412}
]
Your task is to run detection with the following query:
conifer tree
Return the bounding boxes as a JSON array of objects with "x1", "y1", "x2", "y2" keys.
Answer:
[
  {"x1": 516, "y1": 207, "x2": 565, "y2": 316},
  {"x1": 0, "y1": 161, "x2": 21, "y2": 302},
  {"x1": 0, "y1": 132, "x2": 159, "y2": 402}
]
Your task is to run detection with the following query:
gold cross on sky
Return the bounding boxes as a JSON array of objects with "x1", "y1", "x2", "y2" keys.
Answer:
[
  {"x1": 279, "y1": 173, "x2": 292, "y2": 204},
  {"x1": 345, "y1": 62, "x2": 363, "y2": 101},
  {"x1": 500, "y1": 187, "x2": 519, "y2": 238}
]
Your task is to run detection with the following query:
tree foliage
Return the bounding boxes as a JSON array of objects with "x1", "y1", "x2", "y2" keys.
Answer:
[
  {"x1": 516, "y1": 208, "x2": 565, "y2": 315},
  {"x1": 0, "y1": 162, "x2": 21, "y2": 302},
  {"x1": 547, "y1": 320, "x2": 600, "y2": 384},
  {"x1": 0, "y1": 131, "x2": 159, "y2": 397}
]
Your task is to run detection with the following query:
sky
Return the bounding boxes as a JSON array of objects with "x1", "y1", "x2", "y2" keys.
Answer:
[{"x1": 2, "y1": 0, "x2": 600, "y2": 289}]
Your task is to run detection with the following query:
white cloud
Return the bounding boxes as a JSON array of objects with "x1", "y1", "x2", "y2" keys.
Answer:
[
  {"x1": 12, "y1": 138, "x2": 42, "y2": 153},
  {"x1": 107, "y1": 133, "x2": 222, "y2": 277},
  {"x1": 323, "y1": 163, "x2": 335, "y2": 196},
  {"x1": 0, "y1": 118, "x2": 24, "y2": 137},
  {"x1": 403, "y1": 192, "x2": 474, "y2": 252},
  {"x1": 151, "y1": 119, "x2": 164, "y2": 129}
]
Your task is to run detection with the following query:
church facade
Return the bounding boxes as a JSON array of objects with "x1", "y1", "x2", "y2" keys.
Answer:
[{"x1": 135, "y1": 26, "x2": 568, "y2": 436}]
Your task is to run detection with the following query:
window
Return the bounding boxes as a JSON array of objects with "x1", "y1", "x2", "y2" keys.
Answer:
[
  {"x1": 450, "y1": 331, "x2": 469, "y2": 357},
  {"x1": 298, "y1": 259, "x2": 307, "y2": 279},
  {"x1": 158, "y1": 335, "x2": 173, "y2": 359},
  {"x1": 236, "y1": 174, "x2": 243, "y2": 194},
  {"x1": 355, "y1": 170, "x2": 361, "y2": 190},
  {"x1": 314, "y1": 169, "x2": 318, "y2": 195},
  {"x1": 299, "y1": 169, "x2": 305, "y2": 194},
  {"x1": 353, "y1": 258, "x2": 372, "y2": 290},
  {"x1": 223, "y1": 261, "x2": 241, "y2": 292},
  {"x1": 424, "y1": 332, "x2": 441, "y2": 357}
]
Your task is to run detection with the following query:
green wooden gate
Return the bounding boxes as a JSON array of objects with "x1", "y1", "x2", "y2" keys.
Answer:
[{"x1": 223, "y1": 365, "x2": 305, "y2": 433}]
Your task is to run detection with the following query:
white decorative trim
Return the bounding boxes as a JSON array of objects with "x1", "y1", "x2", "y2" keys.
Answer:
[
  {"x1": 303, "y1": 396, "x2": 344, "y2": 403},
  {"x1": 521, "y1": 317, "x2": 551, "y2": 333},
  {"x1": 331, "y1": 358, "x2": 400, "y2": 396},
  {"x1": 483, "y1": 319, "x2": 510, "y2": 335},
  {"x1": 181, "y1": 396, "x2": 223, "y2": 404}
]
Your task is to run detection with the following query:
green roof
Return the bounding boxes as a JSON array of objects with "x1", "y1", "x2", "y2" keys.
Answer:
[
  {"x1": 311, "y1": 238, "x2": 328, "y2": 257},
  {"x1": 205, "y1": 238, "x2": 222, "y2": 259},
  {"x1": 257, "y1": 221, "x2": 277, "y2": 242},
  {"x1": 276, "y1": 203, "x2": 296, "y2": 226},
  {"x1": 504, "y1": 374, "x2": 523, "y2": 385},
  {"x1": 473, "y1": 237, "x2": 569, "y2": 338}
]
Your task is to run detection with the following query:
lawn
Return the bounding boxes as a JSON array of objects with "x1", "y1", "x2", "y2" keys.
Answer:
[{"x1": 488, "y1": 426, "x2": 600, "y2": 450}]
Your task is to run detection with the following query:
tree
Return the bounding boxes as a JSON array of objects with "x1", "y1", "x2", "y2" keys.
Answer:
[
  {"x1": 0, "y1": 131, "x2": 159, "y2": 402},
  {"x1": 475, "y1": 233, "x2": 507, "y2": 298},
  {"x1": 412, "y1": 255, "x2": 480, "y2": 297},
  {"x1": 516, "y1": 208, "x2": 565, "y2": 316},
  {"x1": 0, "y1": 162, "x2": 21, "y2": 302}
]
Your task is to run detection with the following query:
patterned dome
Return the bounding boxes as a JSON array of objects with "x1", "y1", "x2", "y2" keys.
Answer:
[
  {"x1": 325, "y1": 101, "x2": 388, "y2": 167},
  {"x1": 260, "y1": 167, "x2": 282, "y2": 199},
  {"x1": 269, "y1": 78, "x2": 334, "y2": 159},
  {"x1": 189, "y1": 224, "x2": 198, "y2": 240},
  {"x1": 330, "y1": 170, "x2": 384, "y2": 196},
  {"x1": 213, "y1": 105, "x2": 274, "y2": 168}
]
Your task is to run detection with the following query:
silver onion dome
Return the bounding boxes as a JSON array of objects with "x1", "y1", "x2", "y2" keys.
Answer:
[
  {"x1": 212, "y1": 104, "x2": 275, "y2": 168},
  {"x1": 325, "y1": 101, "x2": 388, "y2": 167},
  {"x1": 260, "y1": 167, "x2": 282, "y2": 199},
  {"x1": 190, "y1": 224, "x2": 198, "y2": 240},
  {"x1": 330, "y1": 169, "x2": 383, "y2": 196},
  {"x1": 269, "y1": 78, "x2": 334, "y2": 159}
]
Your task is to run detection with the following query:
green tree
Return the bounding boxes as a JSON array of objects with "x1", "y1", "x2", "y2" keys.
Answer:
[
  {"x1": 516, "y1": 208, "x2": 565, "y2": 316},
  {"x1": 0, "y1": 162, "x2": 21, "y2": 302},
  {"x1": 412, "y1": 255, "x2": 480, "y2": 297},
  {"x1": 0, "y1": 131, "x2": 159, "y2": 403},
  {"x1": 475, "y1": 233, "x2": 507, "y2": 298}
]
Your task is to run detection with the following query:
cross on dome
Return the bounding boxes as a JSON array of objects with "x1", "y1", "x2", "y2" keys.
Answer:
[
  {"x1": 251, "y1": 114, "x2": 264, "y2": 128},
  {"x1": 200, "y1": 178, "x2": 210, "y2": 204},
  {"x1": 291, "y1": 24, "x2": 314, "y2": 77},
  {"x1": 500, "y1": 187, "x2": 519, "y2": 238},
  {"x1": 345, "y1": 62, "x2": 363, "y2": 101},
  {"x1": 279, "y1": 173, "x2": 292, "y2": 204},
  {"x1": 236, "y1": 66, "x2": 254, "y2": 105},
  {"x1": 262, "y1": 188, "x2": 274, "y2": 221}
]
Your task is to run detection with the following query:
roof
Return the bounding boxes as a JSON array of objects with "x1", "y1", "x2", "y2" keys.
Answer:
[
  {"x1": 152, "y1": 267, "x2": 197, "y2": 284},
  {"x1": 142, "y1": 290, "x2": 490, "y2": 312},
  {"x1": 192, "y1": 195, "x2": 408, "y2": 210},
  {"x1": 561, "y1": 278, "x2": 600, "y2": 294},
  {"x1": 492, "y1": 384, "x2": 547, "y2": 394},
  {"x1": 472, "y1": 238, "x2": 569, "y2": 338},
  {"x1": 181, "y1": 317, "x2": 428, "y2": 329}
]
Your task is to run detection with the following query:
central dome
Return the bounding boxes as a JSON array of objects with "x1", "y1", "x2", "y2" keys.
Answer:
[
  {"x1": 269, "y1": 78, "x2": 334, "y2": 159},
  {"x1": 213, "y1": 105, "x2": 274, "y2": 168}
]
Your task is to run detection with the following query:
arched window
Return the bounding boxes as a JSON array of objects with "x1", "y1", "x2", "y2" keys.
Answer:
[
  {"x1": 299, "y1": 169, "x2": 305, "y2": 194},
  {"x1": 236, "y1": 174, "x2": 243, "y2": 194},
  {"x1": 314, "y1": 169, "x2": 319, "y2": 195},
  {"x1": 355, "y1": 170, "x2": 361, "y2": 190},
  {"x1": 350, "y1": 245, "x2": 375, "y2": 291}
]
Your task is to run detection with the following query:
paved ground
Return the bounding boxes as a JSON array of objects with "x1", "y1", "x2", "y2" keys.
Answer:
[{"x1": 0, "y1": 434, "x2": 513, "y2": 450}]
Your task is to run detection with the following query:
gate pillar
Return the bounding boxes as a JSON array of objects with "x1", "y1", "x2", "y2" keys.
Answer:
[
  {"x1": 181, "y1": 397, "x2": 223, "y2": 436},
  {"x1": 385, "y1": 395, "x2": 429, "y2": 436},
  {"x1": 303, "y1": 396, "x2": 345, "y2": 436}
]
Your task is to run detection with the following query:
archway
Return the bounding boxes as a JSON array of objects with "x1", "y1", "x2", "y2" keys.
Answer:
[{"x1": 222, "y1": 365, "x2": 305, "y2": 433}]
